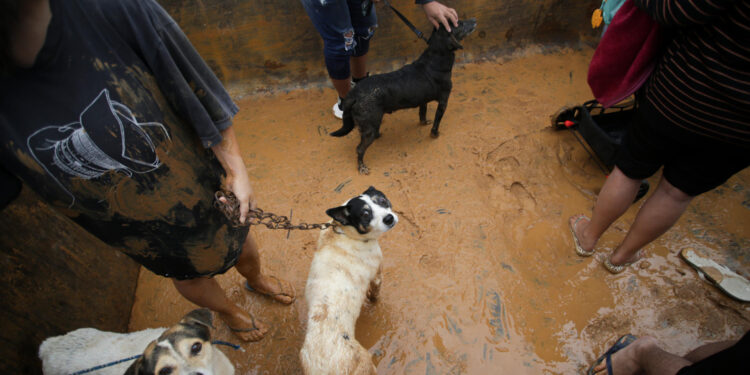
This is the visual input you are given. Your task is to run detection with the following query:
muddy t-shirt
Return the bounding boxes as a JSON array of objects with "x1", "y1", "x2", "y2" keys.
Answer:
[{"x1": 0, "y1": 0, "x2": 249, "y2": 279}]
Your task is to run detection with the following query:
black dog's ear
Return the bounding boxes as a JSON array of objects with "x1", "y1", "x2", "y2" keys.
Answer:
[
  {"x1": 448, "y1": 32, "x2": 463, "y2": 50},
  {"x1": 326, "y1": 206, "x2": 350, "y2": 225},
  {"x1": 181, "y1": 308, "x2": 213, "y2": 329},
  {"x1": 363, "y1": 186, "x2": 377, "y2": 195}
]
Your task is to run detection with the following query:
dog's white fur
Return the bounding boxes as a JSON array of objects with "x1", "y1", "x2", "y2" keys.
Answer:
[
  {"x1": 300, "y1": 194, "x2": 397, "y2": 375},
  {"x1": 38, "y1": 325, "x2": 234, "y2": 375}
]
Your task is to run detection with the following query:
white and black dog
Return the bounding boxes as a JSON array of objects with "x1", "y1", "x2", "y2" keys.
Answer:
[
  {"x1": 39, "y1": 308, "x2": 234, "y2": 375},
  {"x1": 300, "y1": 187, "x2": 398, "y2": 375}
]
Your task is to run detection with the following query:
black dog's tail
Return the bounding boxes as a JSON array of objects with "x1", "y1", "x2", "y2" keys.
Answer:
[{"x1": 330, "y1": 97, "x2": 355, "y2": 137}]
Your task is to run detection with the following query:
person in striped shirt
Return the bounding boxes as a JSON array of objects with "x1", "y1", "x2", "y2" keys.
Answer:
[{"x1": 570, "y1": 0, "x2": 749, "y2": 274}]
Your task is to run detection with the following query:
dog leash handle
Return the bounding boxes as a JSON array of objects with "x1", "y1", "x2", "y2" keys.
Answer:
[{"x1": 381, "y1": 0, "x2": 428, "y2": 43}]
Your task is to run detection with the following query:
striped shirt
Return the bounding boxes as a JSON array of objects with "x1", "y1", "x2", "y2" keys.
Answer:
[{"x1": 634, "y1": 0, "x2": 750, "y2": 147}]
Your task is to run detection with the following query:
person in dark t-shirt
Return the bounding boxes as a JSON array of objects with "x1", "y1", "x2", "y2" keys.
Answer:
[
  {"x1": 0, "y1": 0, "x2": 295, "y2": 342},
  {"x1": 569, "y1": 0, "x2": 750, "y2": 274}
]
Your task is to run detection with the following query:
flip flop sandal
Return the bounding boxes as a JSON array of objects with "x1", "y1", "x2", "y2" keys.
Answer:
[
  {"x1": 603, "y1": 250, "x2": 644, "y2": 274},
  {"x1": 680, "y1": 248, "x2": 750, "y2": 302},
  {"x1": 244, "y1": 275, "x2": 296, "y2": 305},
  {"x1": 570, "y1": 215, "x2": 595, "y2": 257},
  {"x1": 586, "y1": 334, "x2": 637, "y2": 375},
  {"x1": 227, "y1": 315, "x2": 264, "y2": 342},
  {"x1": 604, "y1": 257, "x2": 635, "y2": 274}
]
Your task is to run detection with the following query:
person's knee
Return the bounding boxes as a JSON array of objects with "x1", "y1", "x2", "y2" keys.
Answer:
[{"x1": 659, "y1": 178, "x2": 693, "y2": 203}]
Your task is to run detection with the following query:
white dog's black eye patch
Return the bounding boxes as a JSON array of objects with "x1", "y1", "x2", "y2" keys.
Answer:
[
  {"x1": 326, "y1": 197, "x2": 372, "y2": 234},
  {"x1": 363, "y1": 186, "x2": 391, "y2": 208}
]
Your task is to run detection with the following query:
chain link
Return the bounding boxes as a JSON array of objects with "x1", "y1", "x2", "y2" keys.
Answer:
[{"x1": 214, "y1": 191, "x2": 332, "y2": 230}]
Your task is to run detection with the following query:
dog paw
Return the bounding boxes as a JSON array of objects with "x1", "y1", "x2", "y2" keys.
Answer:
[
  {"x1": 420, "y1": 120, "x2": 433, "y2": 126},
  {"x1": 358, "y1": 164, "x2": 371, "y2": 175},
  {"x1": 430, "y1": 131, "x2": 440, "y2": 138}
]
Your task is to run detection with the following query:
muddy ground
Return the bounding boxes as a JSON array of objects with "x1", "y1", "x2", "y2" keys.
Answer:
[{"x1": 129, "y1": 47, "x2": 750, "y2": 374}]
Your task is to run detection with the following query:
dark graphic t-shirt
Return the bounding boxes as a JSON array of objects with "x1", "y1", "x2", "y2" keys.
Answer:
[{"x1": 0, "y1": 0, "x2": 248, "y2": 279}]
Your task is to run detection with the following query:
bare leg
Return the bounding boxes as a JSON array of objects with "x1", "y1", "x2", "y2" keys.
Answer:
[
  {"x1": 332, "y1": 77, "x2": 352, "y2": 99},
  {"x1": 609, "y1": 176, "x2": 692, "y2": 265},
  {"x1": 333, "y1": 55, "x2": 368, "y2": 99},
  {"x1": 570, "y1": 167, "x2": 641, "y2": 253},
  {"x1": 234, "y1": 233, "x2": 295, "y2": 304},
  {"x1": 592, "y1": 336, "x2": 690, "y2": 375},
  {"x1": 683, "y1": 339, "x2": 737, "y2": 363},
  {"x1": 351, "y1": 54, "x2": 368, "y2": 80},
  {"x1": 172, "y1": 277, "x2": 267, "y2": 341}
]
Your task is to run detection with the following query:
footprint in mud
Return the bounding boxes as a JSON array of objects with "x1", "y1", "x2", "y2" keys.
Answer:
[{"x1": 510, "y1": 181, "x2": 536, "y2": 211}]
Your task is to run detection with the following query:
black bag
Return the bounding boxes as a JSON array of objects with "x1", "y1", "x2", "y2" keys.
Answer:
[{"x1": 552, "y1": 99, "x2": 650, "y2": 202}]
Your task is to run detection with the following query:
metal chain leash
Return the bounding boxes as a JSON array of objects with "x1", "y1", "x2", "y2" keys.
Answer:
[{"x1": 214, "y1": 191, "x2": 332, "y2": 230}]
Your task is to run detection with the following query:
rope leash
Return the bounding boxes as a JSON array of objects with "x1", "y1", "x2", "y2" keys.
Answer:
[{"x1": 68, "y1": 341, "x2": 241, "y2": 375}]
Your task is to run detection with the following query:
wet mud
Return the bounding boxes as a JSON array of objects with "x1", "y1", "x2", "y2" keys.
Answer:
[{"x1": 129, "y1": 48, "x2": 750, "y2": 374}]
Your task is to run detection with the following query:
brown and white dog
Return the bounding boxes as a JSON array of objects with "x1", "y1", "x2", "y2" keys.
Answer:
[
  {"x1": 300, "y1": 187, "x2": 398, "y2": 375},
  {"x1": 39, "y1": 308, "x2": 234, "y2": 375}
]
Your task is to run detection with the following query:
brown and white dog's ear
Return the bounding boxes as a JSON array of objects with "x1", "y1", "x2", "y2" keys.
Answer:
[
  {"x1": 181, "y1": 308, "x2": 213, "y2": 329},
  {"x1": 123, "y1": 356, "x2": 143, "y2": 375},
  {"x1": 326, "y1": 206, "x2": 350, "y2": 226}
]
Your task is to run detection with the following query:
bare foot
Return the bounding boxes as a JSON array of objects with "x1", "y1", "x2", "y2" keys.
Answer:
[
  {"x1": 245, "y1": 275, "x2": 296, "y2": 305},
  {"x1": 608, "y1": 249, "x2": 643, "y2": 267},
  {"x1": 220, "y1": 310, "x2": 268, "y2": 342},
  {"x1": 569, "y1": 214, "x2": 596, "y2": 254},
  {"x1": 592, "y1": 336, "x2": 654, "y2": 375}
]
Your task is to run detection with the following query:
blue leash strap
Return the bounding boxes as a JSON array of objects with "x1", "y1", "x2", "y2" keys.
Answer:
[
  {"x1": 67, "y1": 340, "x2": 240, "y2": 375},
  {"x1": 211, "y1": 340, "x2": 242, "y2": 351},
  {"x1": 69, "y1": 354, "x2": 142, "y2": 375}
]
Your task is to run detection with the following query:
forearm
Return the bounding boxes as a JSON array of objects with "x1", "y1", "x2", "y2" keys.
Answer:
[
  {"x1": 211, "y1": 127, "x2": 248, "y2": 182},
  {"x1": 633, "y1": 0, "x2": 736, "y2": 26}
]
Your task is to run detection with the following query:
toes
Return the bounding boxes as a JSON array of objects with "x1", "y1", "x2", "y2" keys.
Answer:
[{"x1": 223, "y1": 313, "x2": 268, "y2": 342}]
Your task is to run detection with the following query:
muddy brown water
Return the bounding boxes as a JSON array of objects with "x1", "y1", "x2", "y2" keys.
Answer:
[{"x1": 129, "y1": 48, "x2": 750, "y2": 374}]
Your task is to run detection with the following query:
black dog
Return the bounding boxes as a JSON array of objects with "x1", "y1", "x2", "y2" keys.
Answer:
[{"x1": 330, "y1": 18, "x2": 477, "y2": 174}]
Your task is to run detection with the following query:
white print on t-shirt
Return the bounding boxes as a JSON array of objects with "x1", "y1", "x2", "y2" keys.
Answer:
[{"x1": 27, "y1": 89, "x2": 170, "y2": 207}]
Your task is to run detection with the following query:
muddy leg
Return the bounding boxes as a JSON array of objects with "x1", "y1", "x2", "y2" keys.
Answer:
[
  {"x1": 419, "y1": 103, "x2": 431, "y2": 125},
  {"x1": 235, "y1": 234, "x2": 295, "y2": 304},
  {"x1": 172, "y1": 277, "x2": 267, "y2": 342},
  {"x1": 431, "y1": 97, "x2": 449, "y2": 137},
  {"x1": 367, "y1": 266, "x2": 382, "y2": 302},
  {"x1": 356, "y1": 130, "x2": 377, "y2": 175}
]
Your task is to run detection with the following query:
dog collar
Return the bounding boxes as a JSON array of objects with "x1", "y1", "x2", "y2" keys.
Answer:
[{"x1": 331, "y1": 225, "x2": 371, "y2": 243}]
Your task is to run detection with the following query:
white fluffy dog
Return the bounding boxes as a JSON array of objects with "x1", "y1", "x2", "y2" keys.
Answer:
[
  {"x1": 300, "y1": 186, "x2": 398, "y2": 375},
  {"x1": 39, "y1": 308, "x2": 234, "y2": 375}
]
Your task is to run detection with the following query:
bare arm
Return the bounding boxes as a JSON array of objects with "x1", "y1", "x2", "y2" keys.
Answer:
[{"x1": 211, "y1": 126, "x2": 255, "y2": 224}]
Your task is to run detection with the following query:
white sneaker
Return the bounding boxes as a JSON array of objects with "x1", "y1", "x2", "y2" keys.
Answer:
[{"x1": 332, "y1": 98, "x2": 343, "y2": 119}]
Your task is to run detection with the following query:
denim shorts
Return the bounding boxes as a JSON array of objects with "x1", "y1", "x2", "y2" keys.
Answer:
[{"x1": 301, "y1": 0, "x2": 378, "y2": 79}]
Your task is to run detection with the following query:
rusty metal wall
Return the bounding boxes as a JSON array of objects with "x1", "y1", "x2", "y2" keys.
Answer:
[
  {"x1": 0, "y1": 188, "x2": 140, "y2": 374},
  {"x1": 159, "y1": 0, "x2": 600, "y2": 90}
]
